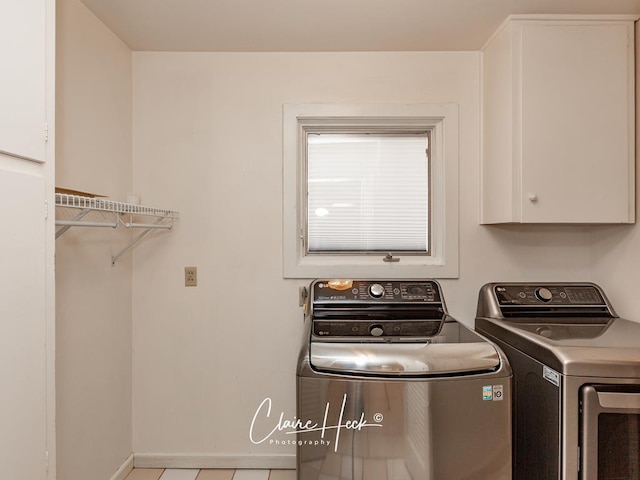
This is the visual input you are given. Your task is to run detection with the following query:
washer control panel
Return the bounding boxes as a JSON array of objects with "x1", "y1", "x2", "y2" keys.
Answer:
[
  {"x1": 310, "y1": 279, "x2": 445, "y2": 339},
  {"x1": 494, "y1": 284, "x2": 605, "y2": 306},
  {"x1": 313, "y1": 280, "x2": 441, "y2": 303}
]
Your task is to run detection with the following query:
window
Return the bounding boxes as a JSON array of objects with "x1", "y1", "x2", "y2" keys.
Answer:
[
  {"x1": 307, "y1": 132, "x2": 430, "y2": 253},
  {"x1": 283, "y1": 104, "x2": 459, "y2": 279}
]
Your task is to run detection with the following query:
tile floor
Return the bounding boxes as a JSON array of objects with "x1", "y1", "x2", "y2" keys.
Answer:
[{"x1": 125, "y1": 468, "x2": 295, "y2": 480}]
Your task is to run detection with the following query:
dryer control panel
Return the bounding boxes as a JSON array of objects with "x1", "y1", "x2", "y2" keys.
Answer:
[
  {"x1": 495, "y1": 284, "x2": 606, "y2": 306},
  {"x1": 476, "y1": 283, "x2": 617, "y2": 321}
]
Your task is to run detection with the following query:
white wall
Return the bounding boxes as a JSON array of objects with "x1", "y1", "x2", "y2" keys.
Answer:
[
  {"x1": 590, "y1": 21, "x2": 640, "y2": 318},
  {"x1": 131, "y1": 52, "x2": 593, "y2": 465},
  {"x1": 55, "y1": 0, "x2": 133, "y2": 478}
]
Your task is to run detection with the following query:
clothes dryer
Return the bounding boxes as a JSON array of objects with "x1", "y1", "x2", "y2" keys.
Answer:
[{"x1": 476, "y1": 282, "x2": 640, "y2": 480}]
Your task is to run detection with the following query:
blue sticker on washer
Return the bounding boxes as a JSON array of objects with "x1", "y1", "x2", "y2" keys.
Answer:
[
  {"x1": 482, "y1": 385, "x2": 493, "y2": 400},
  {"x1": 483, "y1": 385, "x2": 504, "y2": 401}
]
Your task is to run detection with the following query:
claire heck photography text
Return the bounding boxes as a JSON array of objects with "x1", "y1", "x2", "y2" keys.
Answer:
[{"x1": 249, "y1": 394, "x2": 384, "y2": 452}]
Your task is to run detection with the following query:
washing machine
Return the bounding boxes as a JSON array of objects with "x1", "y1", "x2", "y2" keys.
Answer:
[
  {"x1": 296, "y1": 279, "x2": 512, "y2": 480},
  {"x1": 475, "y1": 282, "x2": 640, "y2": 480}
]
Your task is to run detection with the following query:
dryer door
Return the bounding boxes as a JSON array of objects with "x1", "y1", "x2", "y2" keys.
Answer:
[{"x1": 580, "y1": 385, "x2": 640, "y2": 480}]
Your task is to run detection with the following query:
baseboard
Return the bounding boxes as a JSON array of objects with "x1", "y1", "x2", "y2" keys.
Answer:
[
  {"x1": 110, "y1": 454, "x2": 134, "y2": 480},
  {"x1": 133, "y1": 453, "x2": 296, "y2": 470}
]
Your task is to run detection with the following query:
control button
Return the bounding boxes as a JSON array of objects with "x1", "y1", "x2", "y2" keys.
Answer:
[
  {"x1": 536, "y1": 326, "x2": 553, "y2": 338},
  {"x1": 369, "y1": 324, "x2": 384, "y2": 337},
  {"x1": 535, "y1": 287, "x2": 553, "y2": 303},
  {"x1": 369, "y1": 283, "x2": 385, "y2": 298}
]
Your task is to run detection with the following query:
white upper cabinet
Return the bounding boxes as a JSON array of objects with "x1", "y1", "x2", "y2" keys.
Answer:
[
  {"x1": 0, "y1": 0, "x2": 48, "y2": 162},
  {"x1": 481, "y1": 15, "x2": 636, "y2": 224}
]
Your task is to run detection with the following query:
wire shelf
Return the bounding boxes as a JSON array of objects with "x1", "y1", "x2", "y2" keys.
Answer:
[
  {"x1": 55, "y1": 193, "x2": 180, "y2": 264},
  {"x1": 55, "y1": 193, "x2": 179, "y2": 218}
]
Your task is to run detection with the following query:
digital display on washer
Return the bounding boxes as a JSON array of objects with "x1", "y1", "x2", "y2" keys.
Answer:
[
  {"x1": 400, "y1": 283, "x2": 436, "y2": 300},
  {"x1": 564, "y1": 286, "x2": 603, "y2": 305}
]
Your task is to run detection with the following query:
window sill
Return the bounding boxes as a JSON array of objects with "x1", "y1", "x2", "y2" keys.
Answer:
[{"x1": 284, "y1": 253, "x2": 459, "y2": 279}]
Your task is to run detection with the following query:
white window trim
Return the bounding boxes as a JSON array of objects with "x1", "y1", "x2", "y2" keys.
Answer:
[{"x1": 283, "y1": 103, "x2": 459, "y2": 279}]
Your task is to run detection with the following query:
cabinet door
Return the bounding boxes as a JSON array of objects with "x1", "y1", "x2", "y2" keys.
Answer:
[
  {"x1": 0, "y1": 0, "x2": 52, "y2": 478},
  {"x1": 519, "y1": 22, "x2": 634, "y2": 223},
  {"x1": 0, "y1": 0, "x2": 47, "y2": 162},
  {"x1": 0, "y1": 168, "x2": 48, "y2": 480}
]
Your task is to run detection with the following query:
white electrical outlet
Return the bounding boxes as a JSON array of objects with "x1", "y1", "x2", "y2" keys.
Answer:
[{"x1": 185, "y1": 266, "x2": 197, "y2": 286}]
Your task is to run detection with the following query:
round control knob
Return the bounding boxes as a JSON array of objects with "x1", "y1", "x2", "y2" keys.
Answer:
[
  {"x1": 535, "y1": 287, "x2": 553, "y2": 303},
  {"x1": 369, "y1": 283, "x2": 385, "y2": 298},
  {"x1": 369, "y1": 324, "x2": 384, "y2": 337}
]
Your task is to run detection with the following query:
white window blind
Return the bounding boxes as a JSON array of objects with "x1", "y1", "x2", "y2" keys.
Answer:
[{"x1": 306, "y1": 132, "x2": 430, "y2": 253}]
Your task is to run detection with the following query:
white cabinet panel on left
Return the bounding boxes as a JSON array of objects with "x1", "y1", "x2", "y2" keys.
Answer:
[
  {"x1": 0, "y1": 0, "x2": 48, "y2": 162},
  {"x1": 0, "y1": 169, "x2": 48, "y2": 479},
  {"x1": 0, "y1": 0, "x2": 54, "y2": 478}
]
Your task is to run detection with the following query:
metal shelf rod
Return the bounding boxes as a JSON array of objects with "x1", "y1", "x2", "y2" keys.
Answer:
[
  {"x1": 122, "y1": 222, "x2": 174, "y2": 229},
  {"x1": 56, "y1": 220, "x2": 118, "y2": 228}
]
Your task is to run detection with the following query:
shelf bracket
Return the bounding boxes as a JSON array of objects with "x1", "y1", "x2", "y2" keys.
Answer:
[
  {"x1": 55, "y1": 208, "x2": 93, "y2": 239},
  {"x1": 111, "y1": 216, "x2": 171, "y2": 265}
]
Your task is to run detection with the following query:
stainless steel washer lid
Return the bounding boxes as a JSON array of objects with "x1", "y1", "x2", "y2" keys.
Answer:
[{"x1": 309, "y1": 341, "x2": 501, "y2": 376}]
